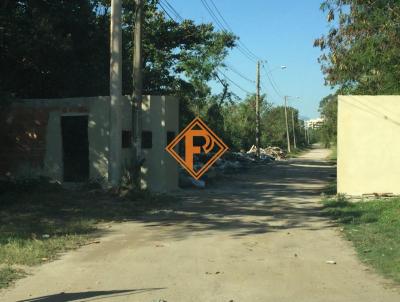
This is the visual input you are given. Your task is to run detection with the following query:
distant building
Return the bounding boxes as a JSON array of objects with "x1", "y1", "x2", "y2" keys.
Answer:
[{"x1": 305, "y1": 117, "x2": 324, "y2": 129}]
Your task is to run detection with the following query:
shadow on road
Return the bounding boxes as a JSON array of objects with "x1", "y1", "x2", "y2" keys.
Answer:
[
  {"x1": 17, "y1": 288, "x2": 165, "y2": 302},
  {"x1": 130, "y1": 154, "x2": 337, "y2": 239}
]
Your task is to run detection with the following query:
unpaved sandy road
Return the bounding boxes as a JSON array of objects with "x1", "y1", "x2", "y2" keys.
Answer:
[{"x1": 2, "y1": 147, "x2": 400, "y2": 302}]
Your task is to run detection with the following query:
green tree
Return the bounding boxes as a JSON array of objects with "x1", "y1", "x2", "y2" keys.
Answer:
[
  {"x1": 314, "y1": 0, "x2": 400, "y2": 94},
  {"x1": 0, "y1": 0, "x2": 236, "y2": 104},
  {"x1": 318, "y1": 94, "x2": 337, "y2": 147},
  {"x1": 222, "y1": 94, "x2": 272, "y2": 151},
  {"x1": 0, "y1": 0, "x2": 109, "y2": 98}
]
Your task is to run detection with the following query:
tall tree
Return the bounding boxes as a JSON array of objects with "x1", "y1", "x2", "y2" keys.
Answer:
[
  {"x1": 0, "y1": 0, "x2": 236, "y2": 102},
  {"x1": 0, "y1": 0, "x2": 109, "y2": 98},
  {"x1": 222, "y1": 94, "x2": 272, "y2": 151},
  {"x1": 318, "y1": 94, "x2": 337, "y2": 147},
  {"x1": 262, "y1": 106, "x2": 304, "y2": 149},
  {"x1": 314, "y1": 0, "x2": 400, "y2": 94}
]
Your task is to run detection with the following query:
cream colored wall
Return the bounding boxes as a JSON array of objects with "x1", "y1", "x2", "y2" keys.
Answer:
[
  {"x1": 43, "y1": 111, "x2": 63, "y2": 181},
  {"x1": 337, "y1": 95, "x2": 400, "y2": 195},
  {"x1": 120, "y1": 96, "x2": 134, "y2": 176},
  {"x1": 87, "y1": 97, "x2": 110, "y2": 182},
  {"x1": 15, "y1": 95, "x2": 179, "y2": 191},
  {"x1": 17, "y1": 97, "x2": 110, "y2": 183},
  {"x1": 140, "y1": 95, "x2": 179, "y2": 192}
]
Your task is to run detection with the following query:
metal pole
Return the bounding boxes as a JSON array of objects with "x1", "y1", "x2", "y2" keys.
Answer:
[
  {"x1": 255, "y1": 61, "x2": 261, "y2": 158},
  {"x1": 109, "y1": 0, "x2": 122, "y2": 186},
  {"x1": 284, "y1": 96, "x2": 291, "y2": 153}
]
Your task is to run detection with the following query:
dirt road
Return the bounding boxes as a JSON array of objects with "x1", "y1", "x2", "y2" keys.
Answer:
[{"x1": 2, "y1": 147, "x2": 399, "y2": 301}]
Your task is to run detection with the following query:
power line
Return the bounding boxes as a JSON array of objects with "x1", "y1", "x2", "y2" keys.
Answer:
[
  {"x1": 158, "y1": 1, "x2": 176, "y2": 21},
  {"x1": 225, "y1": 64, "x2": 255, "y2": 84},
  {"x1": 199, "y1": 0, "x2": 259, "y2": 63},
  {"x1": 261, "y1": 64, "x2": 283, "y2": 99},
  {"x1": 208, "y1": 0, "x2": 261, "y2": 62},
  {"x1": 201, "y1": 0, "x2": 287, "y2": 98},
  {"x1": 217, "y1": 68, "x2": 252, "y2": 95},
  {"x1": 161, "y1": 0, "x2": 184, "y2": 22},
  {"x1": 158, "y1": 0, "x2": 254, "y2": 97}
]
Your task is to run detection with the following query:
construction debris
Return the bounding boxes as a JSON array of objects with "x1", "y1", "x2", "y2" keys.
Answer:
[
  {"x1": 179, "y1": 146, "x2": 282, "y2": 188},
  {"x1": 247, "y1": 145, "x2": 287, "y2": 160}
]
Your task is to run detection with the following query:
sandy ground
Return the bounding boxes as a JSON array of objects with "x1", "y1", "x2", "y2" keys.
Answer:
[{"x1": 1, "y1": 147, "x2": 400, "y2": 302}]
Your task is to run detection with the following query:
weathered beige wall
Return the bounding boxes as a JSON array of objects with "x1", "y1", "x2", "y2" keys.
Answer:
[
  {"x1": 337, "y1": 95, "x2": 400, "y2": 195},
  {"x1": 21, "y1": 97, "x2": 110, "y2": 183},
  {"x1": 7, "y1": 95, "x2": 179, "y2": 191},
  {"x1": 120, "y1": 95, "x2": 133, "y2": 175},
  {"x1": 140, "y1": 95, "x2": 179, "y2": 192}
]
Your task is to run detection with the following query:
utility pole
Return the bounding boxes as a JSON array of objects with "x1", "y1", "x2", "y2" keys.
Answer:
[
  {"x1": 109, "y1": 0, "x2": 122, "y2": 186},
  {"x1": 132, "y1": 0, "x2": 144, "y2": 178},
  {"x1": 291, "y1": 109, "x2": 297, "y2": 149},
  {"x1": 284, "y1": 96, "x2": 291, "y2": 153},
  {"x1": 305, "y1": 126, "x2": 310, "y2": 145},
  {"x1": 255, "y1": 61, "x2": 261, "y2": 157},
  {"x1": 304, "y1": 124, "x2": 307, "y2": 144}
]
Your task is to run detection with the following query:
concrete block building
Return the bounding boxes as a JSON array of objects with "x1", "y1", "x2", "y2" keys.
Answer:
[{"x1": 0, "y1": 95, "x2": 179, "y2": 192}]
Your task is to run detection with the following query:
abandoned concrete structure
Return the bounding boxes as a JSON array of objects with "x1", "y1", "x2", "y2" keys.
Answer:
[
  {"x1": 0, "y1": 95, "x2": 179, "y2": 192},
  {"x1": 337, "y1": 95, "x2": 400, "y2": 196}
]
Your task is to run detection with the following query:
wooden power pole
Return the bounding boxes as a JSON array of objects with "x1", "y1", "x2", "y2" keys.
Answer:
[
  {"x1": 255, "y1": 61, "x2": 261, "y2": 157},
  {"x1": 291, "y1": 109, "x2": 297, "y2": 149},
  {"x1": 109, "y1": 0, "x2": 122, "y2": 186},
  {"x1": 284, "y1": 96, "x2": 291, "y2": 153},
  {"x1": 132, "y1": 0, "x2": 144, "y2": 176}
]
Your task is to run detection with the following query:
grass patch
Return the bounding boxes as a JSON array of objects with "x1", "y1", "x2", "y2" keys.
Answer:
[
  {"x1": 329, "y1": 144, "x2": 337, "y2": 162},
  {"x1": 321, "y1": 144, "x2": 337, "y2": 195},
  {"x1": 0, "y1": 182, "x2": 178, "y2": 288},
  {"x1": 323, "y1": 179, "x2": 337, "y2": 195},
  {"x1": 0, "y1": 266, "x2": 25, "y2": 289},
  {"x1": 322, "y1": 196, "x2": 400, "y2": 283}
]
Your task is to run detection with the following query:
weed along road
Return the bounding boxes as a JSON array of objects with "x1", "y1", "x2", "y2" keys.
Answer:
[{"x1": 1, "y1": 147, "x2": 399, "y2": 302}]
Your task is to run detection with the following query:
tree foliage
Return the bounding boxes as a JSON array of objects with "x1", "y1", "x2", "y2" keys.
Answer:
[
  {"x1": 0, "y1": 0, "x2": 236, "y2": 100},
  {"x1": 222, "y1": 95, "x2": 259, "y2": 151},
  {"x1": 1, "y1": 0, "x2": 109, "y2": 98},
  {"x1": 314, "y1": 0, "x2": 400, "y2": 94},
  {"x1": 221, "y1": 95, "x2": 306, "y2": 151},
  {"x1": 1, "y1": 0, "x2": 310, "y2": 154},
  {"x1": 318, "y1": 94, "x2": 337, "y2": 147}
]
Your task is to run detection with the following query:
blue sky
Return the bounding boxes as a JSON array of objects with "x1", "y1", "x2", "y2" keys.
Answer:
[{"x1": 166, "y1": 0, "x2": 334, "y2": 119}]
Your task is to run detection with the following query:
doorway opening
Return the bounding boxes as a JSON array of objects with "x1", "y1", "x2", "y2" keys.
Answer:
[{"x1": 61, "y1": 115, "x2": 89, "y2": 182}]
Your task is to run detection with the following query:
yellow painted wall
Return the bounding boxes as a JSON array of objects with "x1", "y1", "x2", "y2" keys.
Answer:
[{"x1": 337, "y1": 95, "x2": 400, "y2": 195}]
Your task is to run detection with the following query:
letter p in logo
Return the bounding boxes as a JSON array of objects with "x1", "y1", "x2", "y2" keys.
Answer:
[{"x1": 165, "y1": 117, "x2": 228, "y2": 180}]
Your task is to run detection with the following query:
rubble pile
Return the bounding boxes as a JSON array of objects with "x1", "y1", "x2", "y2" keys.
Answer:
[
  {"x1": 179, "y1": 150, "x2": 268, "y2": 188},
  {"x1": 179, "y1": 146, "x2": 285, "y2": 188},
  {"x1": 263, "y1": 146, "x2": 287, "y2": 160},
  {"x1": 247, "y1": 145, "x2": 286, "y2": 160}
]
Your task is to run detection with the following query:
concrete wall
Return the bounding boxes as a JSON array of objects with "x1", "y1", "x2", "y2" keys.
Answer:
[
  {"x1": 140, "y1": 95, "x2": 179, "y2": 192},
  {"x1": 13, "y1": 97, "x2": 110, "y2": 183},
  {"x1": 337, "y1": 95, "x2": 400, "y2": 195},
  {"x1": 0, "y1": 106, "x2": 50, "y2": 178},
  {"x1": 120, "y1": 96, "x2": 134, "y2": 176},
  {"x1": 1, "y1": 95, "x2": 179, "y2": 191}
]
